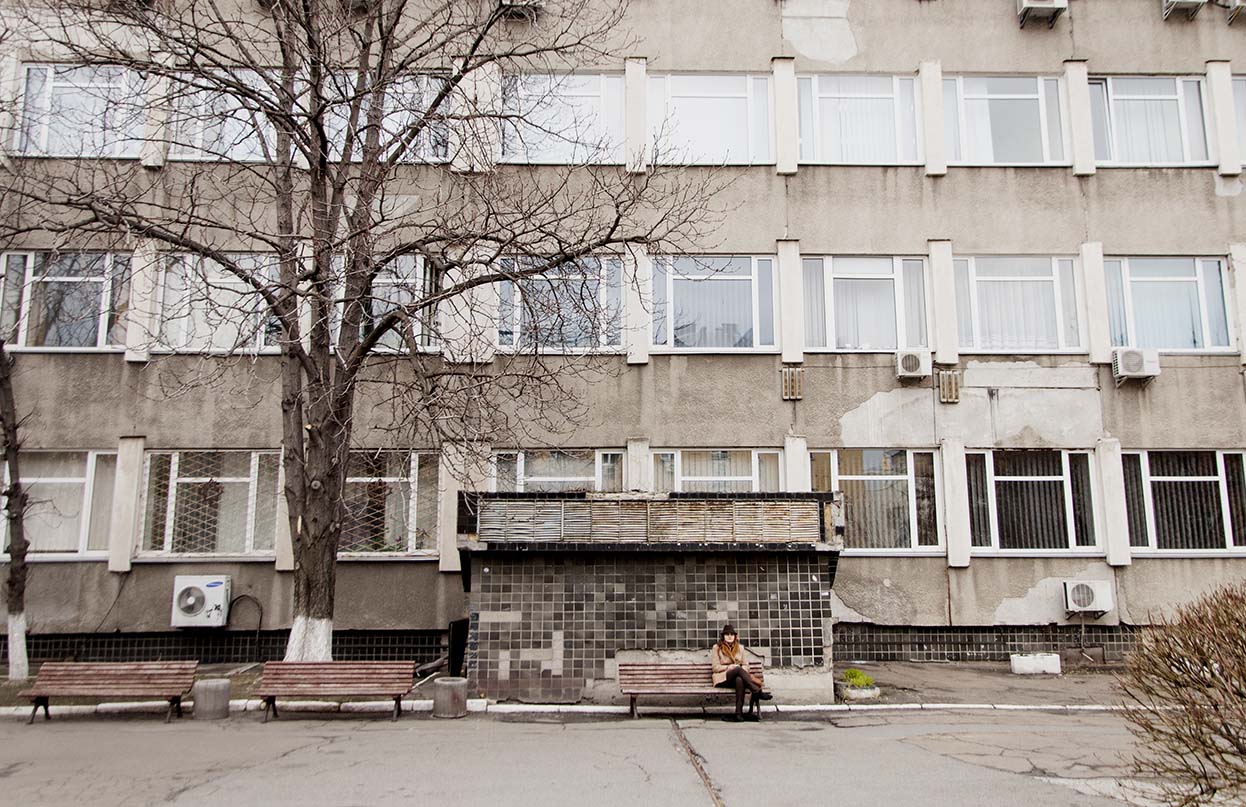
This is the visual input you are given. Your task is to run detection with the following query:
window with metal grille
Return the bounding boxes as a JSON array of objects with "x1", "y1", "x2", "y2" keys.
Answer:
[
  {"x1": 340, "y1": 451, "x2": 439, "y2": 554},
  {"x1": 1122, "y1": 450, "x2": 1246, "y2": 552},
  {"x1": 965, "y1": 449, "x2": 1097, "y2": 552},
  {"x1": 651, "y1": 449, "x2": 781, "y2": 493},
  {"x1": 494, "y1": 449, "x2": 624, "y2": 493},
  {"x1": 142, "y1": 451, "x2": 280, "y2": 555},
  {"x1": 810, "y1": 449, "x2": 939, "y2": 550},
  {"x1": 1, "y1": 451, "x2": 116, "y2": 556},
  {"x1": 1, "y1": 252, "x2": 131, "y2": 349}
]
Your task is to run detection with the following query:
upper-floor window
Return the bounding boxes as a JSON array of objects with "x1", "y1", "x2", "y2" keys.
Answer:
[
  {"x1": 1123, "y1": 451, "x2": 1246, "y2": 553},
  {"x1": 322, "y1": 73, "x2": 449, "y2": 164},
  {"x1": 497, "y1": 257, "x2": 622, "y2": 351},
  {"x1": 652, "y1": 256, "x2": 775, "y2": 351},
  {"x1": 167, "y1": 70, "x2": 275, "y2": 163},
  {"x1": 1, "y1": 252, "x2": 130, "y2": 349},
  {"x1": 943, "y1": 76, "x2": 1065, "y2": 165},
  {"x1": 1234, "y1": 77, "x2": 1246, "y2": 158},
  {"x1": 648, "y1": 74, "x2": 772, "y2": 165},
  {"x1": 361, "y1": 255, "x2": 438, "y2": 352},
  {"x1": 159, "y1": 253, "x2": 281, "y2": 354},
  {"x1": 340, "y1": 451, "x2": 439, "y2": 554},
  {"x1": 797, "y1": 75, "x2": 919, "y2": 164},
  {"x1": 17, "y1": 64, "x2": 144, "y2": 158},
  {"x1": 1089, "y1": 77, "x2": 1209, "y2": 165},
  {"x1": 2, "y1": 451, "x2": 116, "y2": 556},
  {"x1": 501, "y1": 74, "x2": 624, "y2": 164},
  {"x1": 966, "y1": 449, "x2": 1097, "y2": 552},
  {"x1": 1105, "y1": 257, "x2": 1231, "y2": 351},
  {"x1": 810, "y1": 449, "x2": 939, "y2": 551},
  {"x1": 494, "y1": 449, "x2": 625, "y2": 492},
  {"x1": 803, "y1": 256, "x2": 927, "y2": 351},
  {"x1": 955, "y1": 256, "x2": 1081, "y2": 353},
  {"x1": 652, "y1": 449, "x2": 782, "y2": 493}
]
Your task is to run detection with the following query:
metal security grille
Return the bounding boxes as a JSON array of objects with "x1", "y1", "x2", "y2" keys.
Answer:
[{"x1": 339, "y1": 452, "x2": 438, "y2": 553}]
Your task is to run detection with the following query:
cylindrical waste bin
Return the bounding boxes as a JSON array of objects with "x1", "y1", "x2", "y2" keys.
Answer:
[
  {"x1": 433, "y1": 677, "x2": 468, "y2": 719},
  {"x1": 192, "y1": 679, "x2": 231, "y2": 720}
]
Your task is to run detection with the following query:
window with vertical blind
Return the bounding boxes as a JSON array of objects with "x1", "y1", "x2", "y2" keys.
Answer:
[
  {"x1": 1123, "y1": 451, "x2": 1246, "y2": 552},
  {"x1": 810, "y1": 449, "x2": 940, "y2": 550},
  {"x1": 494, "y1": 450, "x2": 625, "y2": 493},
  {"x1": 651, "y1": 449, "x2": 782, "y2": 494},
  {"x1": 647, "y1": 74, "x2": 772, "y2": 165},
  {"x1": 802, "y1": 256, "x2": 927, "y2": 351},
  {"x1": 497, "y1": 257, "x2": 623, "y2": 352},
  {"x1": 1104, "y1": 258, "x2": 1232, "y2": 351},
  {"x1": 796, "y1": 75, "x2": 920, "y2": 164},
  {"x1": 1089, "y1": 77, "x2": 1210, "y2": 165},
  {"x1": 966, "y1": 450, "x2": 1098, "y2": 552},
  {"x1": 500, "y1": 73, "x2": 624, "y2": 164},
  {"x1": 943, "y1": 76, "x2": 1066, "y2": 165},
  {"x1": 954, "y1": 256, "x2": 1081, "y2": 352},
  {"x1": 2, "y1": 452, "x2": 116, "y2": 556},
  {"x1": 652, "y1": 256, "x2": 775, "y2": 351}
]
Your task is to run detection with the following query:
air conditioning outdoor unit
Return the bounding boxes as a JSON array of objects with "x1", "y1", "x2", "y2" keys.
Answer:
[
  {"x1": 171, "y1": 575, "x2": 232, "y2": 628},
  {"x1": 1063, "y1": 580, "x2": 1113, "y2": 615},
  {"x1": 895, "y1": 349, "x2": 932, "y2": 379},
  {"x1": 1017, "y1": 0, "x2": 1068, "y2": 28},
  {"x1": 1229, "y1": 0, "x2": 1245, "y2": 24},
  {"x1": 1162, "y1": 0, "x2": 1206, "y2": 20},
  {"x1": 1111, "y1": 347, "x2": 1160, "y2": 386}
]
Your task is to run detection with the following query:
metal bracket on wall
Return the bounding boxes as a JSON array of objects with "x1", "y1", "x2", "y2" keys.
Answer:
[{"x1": 936, "y1": 368, "x2": 962, "y2": 404}]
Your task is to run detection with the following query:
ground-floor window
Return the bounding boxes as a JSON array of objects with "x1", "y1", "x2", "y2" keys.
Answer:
[
  {"x1": 1123, "y1": 450, "x2": 1246, "y2": 552},
  {"x1": 340, "y1": 451, "x2": 439, "y2": 554},
  {"x1": 966, "y1": 449, "x2": 1097, "y2": 552},
  {"x1": 493, "y1": 449, "x2": 625, "y2": 493},
  {"x1": 651, "y1": 449, "x2": 782, "y2": 493},
  {"x1": 3, "y1": 451, "x2": 116, "y2": 556},
  {"x1": 810, "y1": 449, "x2": 939, "y2": 550}
]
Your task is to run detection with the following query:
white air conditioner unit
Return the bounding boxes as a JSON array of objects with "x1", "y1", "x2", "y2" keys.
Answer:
[
  {"x1": 1063, "y1": 580, "x2": 1113, "y2": 615},
  {"x1": 895, "y1": 349, "x2": 932, "y2": 379},
  {"x1": 1162, "y1": 0, "x2": 1206, "y2": 20},
  {"x1": 1229, "y1": 0, "x2": 1244, "y2": 24},
  {"x1": 1017, "y1": 0, "x2": 1068, "y2": 28},
  {"x1": 499, "y1": 0, "x2": 542, "y2": 20},
  {"x1": 1112, "y1": 347, "x2": 1160, "y2": 386},
  {"x1": 171, "y1": 575, "x2": 232, "y2": 628}
]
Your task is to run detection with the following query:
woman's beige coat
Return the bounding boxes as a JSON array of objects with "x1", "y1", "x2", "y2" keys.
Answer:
[{"x1": 711, "y1": 642, "x2": 747, "y2": 686}]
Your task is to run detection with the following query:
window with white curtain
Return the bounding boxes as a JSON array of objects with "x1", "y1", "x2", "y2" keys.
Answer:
[
  {"x1": 159, "y1": 254, "x2": 282, "y2": 354},
  {"x1": 648, "y1": 74, "x2": 772, "y2": 164},
  {"x1": 653, "y1": 256, "x2": 775, "y2": 351},
  {"x1": 797, "y1": 75, "x2": 919, "y2": 164},
  {"x1": 1, "y1": 252, "x2": 131, "y2": 349},
  {"x1": 954, "y1": 256, "x2": 1081, "y2": 352},
  {"x1": 810, "y1": 449, "x2": 939, "y2": 550},
  {"x1": 2, "y1": 452, "x2": 116, "y2": 556},
  {"x1": 167, "y1": 70, "x2": 276, "y2": 162},
  {"x1": 651, "y1": 449, "x2": 782, "y2": 493},
  {"x1": 966, "y1": 450, "x2": 1097, "y2": 552},
  {"x1": 501, "y1": 74, "x2": 624, "y2": 164},
  {"x1": 338, "y1": 451, "x2": 439, "y2": 553},
  {"x1": 1123, "y1": 451, "x2": 1246, "y2": 552},
  {"x1": 1089, "y1": 77, "x2": 1210, "y2": 165},
  {"x1": 494, "y1": 450, "x2": 625, "y2": 492},
  {"x1": 1104, "y1": 258, "x2": 1231, "y2": 351},
  {"x1": 802, "y1": 256, "x2": 927, "y2": 351},
  {"x1": 497, "y1": 257, "x2": 622, "y2": 351},
  {"x1": 17, "y1": 64, "x2": 145, "y2": 158},
  {"x1": 943, "y1": 76, "x2": 1065, "y2": 164},
  {"x1": 1234, "y1": 78, "x2": 1246, "y2": 158}
]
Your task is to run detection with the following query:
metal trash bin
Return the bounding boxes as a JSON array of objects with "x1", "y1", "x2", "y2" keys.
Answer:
[
  {"x1": 432, "y1": 677, "x2": 468, "y2": 719},
  {"x1": 192, "y1": 678, "x2": 231, "y2": 720}
]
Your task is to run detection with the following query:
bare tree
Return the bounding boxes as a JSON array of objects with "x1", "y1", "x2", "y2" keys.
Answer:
[
  {"x1": 0, "y1": 340, "x2": 31, "y2": 680},
  {"x1": 0, "y1": 0, "x2": 721, "y2": 658}
]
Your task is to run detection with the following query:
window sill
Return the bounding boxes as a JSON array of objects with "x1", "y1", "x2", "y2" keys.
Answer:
[
  {"x1": 337, "y1": 552, "x2": 439, "y2": 561},
  {"x1": 947, "y1": 162, "x2": 1074, "y2": 169},
  {"x1": 497, "y1": 158, "x2": 625, "y2": 167},
  {"x1": 798, "y1": 161, "x2": 925, "y2": 168},
  {"x1": 0, "y1": 553, "x2": 109, "y2": 562},
  {"x1": 840, "y1": 549, "x2": 946, "y2": 557},
  {"x1": 133, "y1": 554, "x2": 277, "y2": 563},
  {"x1": 1129, "y1": 550, "x2": 1246, "y2": 558},
  {"x1": 959, "y1": 349, "x2": 1088, "y2": 356},
  {"x1": 4, "y1": 346, "x2": 125, "y2": 354},
  {"x1": 969, "y1": 550, "x2": 1106, "y2": 558},
  {"x1": 495, "y1": 346, "x2": 625, "y2": 356},
  {"x1": 1119, "y1": 348, "x2": 1239, "y2": 356},
  {"x1": 649, "y1": 348, "x2": 781, "y2": 355},
  {"x1": 803, "y1": 348, "x2": 926, "y2": 355},
  {"x1": 1095, "y1": 163, "x2": 1218, "y2": 170}
]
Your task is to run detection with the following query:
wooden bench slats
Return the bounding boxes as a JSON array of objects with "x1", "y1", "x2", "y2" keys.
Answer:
[
  {"x1": 256, "y1": 661, "x2": 417, "y2": 722},
  {"x1": 619, "y1": 661, "x2": 769, "y2": 719},
  {"x1": 21, "y1": 661, "x2": 198, "y2": 724}
]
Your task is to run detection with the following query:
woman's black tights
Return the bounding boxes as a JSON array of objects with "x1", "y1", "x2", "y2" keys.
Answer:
[{"x1": 722, "y1": 666, "x2": 762, "y2": 715}]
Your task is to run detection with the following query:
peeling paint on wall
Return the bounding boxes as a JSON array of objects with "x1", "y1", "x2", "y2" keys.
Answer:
[
  {"x1": 838, "y1": 387, "x2": 936, "y2": 447},
  {"x1": 781, "y1": 0, "x2": 858, "y2": 64},
  {"x1": 992, "y1": 566, "x2": 1116, "y2": 626},
  {"x1": 826, "y1": 590, "x2": 868, "y2": 623}
]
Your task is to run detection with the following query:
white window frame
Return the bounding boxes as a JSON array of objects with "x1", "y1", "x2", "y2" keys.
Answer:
[
  {"x1": 1, "y1": 251, "x2": 130, "y2": 352},
  {"x1": 155, "y1": 253, "x2": 282, "y2": 355},
  {"x1": 1125, "y1": 450, "x2": 1246, "y2": 556},
  {"x1": 0, "y1": 450, "x2": 115, "y2": 560},
  {"x1": 15, "y1": 63, "x2": 144, "y2": 159},
  {"x1": 499, "y1": 73, "x2": 624, "y2": 165},
  {"x1": 492, "y1": 449, "x2": 626, "y2": 492},
  {"x1": 968, "y1": 449, "x2": 1101, "y2": 555},
  {"x1": 651, "y1": 255, "x2": 778, "y2": 353},
  {"x1": 327, "y1": 254, "x2": 439, "y2": 355},
  {"x1": 495, "y1": 257, "x2": 623, "y2": 354},
  {"x1": 955, "y1": 255, "x2": 1084, "y2": 354},
  {"x1": 1105, "y1": 257, "x2": 1235, "y2": 354},
  {"x1": 165, "y1": 69, "x2": 276, "y2": 164},
  {"x1": 649, "y1": 449, "x2": 784, "y2": 494},
  {"x1": 796, "y1": 74, "x2": 923, "y2": 165},
  {"x1": 944, "y1": 75, "x2": 1068, "y2": 166},
  {"x1": 811, "y1": 449, "x2": 943, "y2": 554},
  {"x1": 1089, "y1": 76, "x2": 1213, "y2": 167},
  {"x1": 338, "y1": 451, "x2": 439, "y2": 558},
  {"x1": 803, "y1": 256, "x2": 929, "y2": 352},
  {"x1": 648, "y1": 73, "x2": 774, "y2": 165}
]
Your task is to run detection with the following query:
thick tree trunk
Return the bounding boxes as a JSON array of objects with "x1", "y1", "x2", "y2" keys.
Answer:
[
  {"x1": 283, "y1": 444, "x2": 342, "y2": 661},
  {"x1": 0, "y1": 346, "x2": 30, "y2": 680}
]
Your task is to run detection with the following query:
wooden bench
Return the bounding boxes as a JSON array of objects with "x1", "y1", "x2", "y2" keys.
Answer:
[
  {"x1": 20, "y1": 661, "x2": 198, "y2": 724},
  {"x1": 619, "y1": 661, "x2": 769, "y2": 719},
  {"x1": 255, "y1": 661, "x2": 416, "y2": 722}
]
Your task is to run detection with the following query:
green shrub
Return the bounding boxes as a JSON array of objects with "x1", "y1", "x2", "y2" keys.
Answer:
[{"x1": 842, "y1": 668, "x2": 875, "y2": 688}]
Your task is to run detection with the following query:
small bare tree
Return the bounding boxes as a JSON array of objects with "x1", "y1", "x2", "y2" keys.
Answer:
[
  {"x1": 1120, "y1": 582, "x2": 1246, "y2": 807},
  {"x1": 0, "y1": 339, "x2": 31, "y2": 681}
]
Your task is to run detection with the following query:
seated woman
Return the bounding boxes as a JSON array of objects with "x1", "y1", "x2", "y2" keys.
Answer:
[{"x1": 711, "y1": 623, "x2": 771, "y2": 722}]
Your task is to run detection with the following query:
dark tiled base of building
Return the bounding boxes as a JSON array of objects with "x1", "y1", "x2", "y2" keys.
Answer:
[
  {"x1": 833, "y1": 623, "x2": 1139, "y2": 662},
  {"x1": 0, "y1": 630, "x2": 447, "y2": 665}
]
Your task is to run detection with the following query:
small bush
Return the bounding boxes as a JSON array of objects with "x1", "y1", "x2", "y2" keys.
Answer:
[{"x1": 842, "y1": 668, "x2": 874, "y2": 689}]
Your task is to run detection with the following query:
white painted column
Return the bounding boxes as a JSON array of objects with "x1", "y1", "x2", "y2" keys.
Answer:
[
  {"x1": 918, "y1": 61, "x2": 947, "y2": 177},
  {"x1": 436, "y1": 443, "x2": 490, "y2": 573},
  {"x1": 1080, "y1": 242, "x2": 1112, "y2": 364},
  {"x1": 1230, "y1": 243, "x2": 1246, "y2": 366},
  {"x1": 140, "y1": 59, "x2": 172, "y2": 169},
  {"x1": 124, "y1": 239, "x2": 161, "y2": 362},
  {"x1": 107, "y1": 436, "x2": 146, "y2": 573},
  {"x1": 928, "y1": 240, "x2": 958, "y2": 365},
  {"x1": 772, "y1": 57, "x2": 798, "y2": 176},
  {"x1": 1064, "y1": 60, "x2": 1096, "y2": 177},
  {"x1": 0, "y1": 54, "x2": 22, "y2": 168},
  {"x1": 624, "y1": 243, "x2": 651, "y2": 365},
  {"x1": 626, "y1": 437, "x2": 651, "y2": 492},
  {"x1": 624, "y1": 57, "x2": 648, "y2": 174},
  {"x1": 274, "y1": 457, "x2": 294, "y2": 571},
  {"x1": 1206, "y1": 61, "x2": 1243, "y2": 177},
  {"x1": 777, "y1": 239, "x2": 804, "y2": 364},
  {"x1": 941, "y1": 438, "x2": 971, "y2": 568},
  {"x1": 784, "y1": 434, "x2": 811, "y2": 492},
  {"x1": 440, "y1": 260, "x2": 497, "y2": 364},
  {"x1": 451, "y1": 61, "x2": 502, "y2": 173},
  {"x1": 1096, "y1": 438, "x2": 1132, "y2": 567}
]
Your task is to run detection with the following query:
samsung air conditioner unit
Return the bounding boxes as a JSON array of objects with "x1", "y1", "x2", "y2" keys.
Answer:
[
  {"x1": 1162, "y1": 0, "x2": 1206, "y2": 20},
  {"x1": 1229, "y1": 0, "x2": 1244, "y2": 24},
  {"x1": 1112, "y1": 347, "x2": 1160, "y2": 386},
  {"x1": 171, "y1": 575, "x2": 232, "y2": 628},
  {"x1": 1063, "y1": 580, "x2": 1113, "y2": 615},
  {"x1": 895, "y1": 349, "x2": 933, "y2": 379},
  {"x1": 1017, "y1": 0, "x2": 1068, "y2": 28}
]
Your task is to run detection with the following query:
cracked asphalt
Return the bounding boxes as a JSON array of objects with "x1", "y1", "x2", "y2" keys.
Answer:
[{"x1": 1, "y1": 710, "x2": 1164, "y2": 806}]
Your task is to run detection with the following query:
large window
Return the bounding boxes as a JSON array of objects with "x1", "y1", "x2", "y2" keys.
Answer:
[
  {"x1": 955, "y1": 256, "x2": 1081, "y2": 352},
  {"x1": 142, "y1": 451, "x2": 281, "y2": 555},
  {"x1": 803, "y1": 257, "x2": 927, "y2": 351},
  {"x1": 648, "y1": 74, "x2": 772, "y2": 165},
  {"x1": 494, "y1": 449, "x2": 624, "y2": 492},
  {"x1": 943, "y1": 76, "x2": 1065, "y2": 165},
  {"x1": 966, "y1": 450, "x2": 1097, "y2": 552},
  {"x1": 159, "y1": 254, "x2": 281, "y2": 353},
  {"x1": 653, "y1": 256, "x2": 776, "y2": 351},
  {"x1": 166, "y1": 70, "x2": 275, "y2": 163},
  {"x1": 497, "y1": 257, "x2": 622, "y2": 351},
  {"x1": 810, "y1": 449, "x2": 939, "y2": 550},
  {"x1": 340, "y1": 451, "x2": 439, "y2": 554},
  {"x1": 17, "y1": 64, "x2": 144, "y2": 158},
  {"x1": 797, "y1": 75, "x2": 919, "y2": 164},
  {"x1": 1089, "y1": 77, "x2": 1210, "y2": 165},
  {"x1": 1124, "y1": 451, "x2": 1246, "y2": 552},
  {"x1": 1105, "y1": 258, "x2": 1231, "y2": 351},
  {"x1": 501, "y1": 74, "x2": 624, "y2": 164},
  {"x1": 652, "y1": 449, "x2": 782, "y2": 493},
  {"x1": 2, "y1": 452, "x2": 116, "y2": 556},
  {"x1": 1, "y1": 252, "x2": 131, "y2": 349},
  {"x1": 322, "y1": 73, "x2": 448, "y2": 164}
]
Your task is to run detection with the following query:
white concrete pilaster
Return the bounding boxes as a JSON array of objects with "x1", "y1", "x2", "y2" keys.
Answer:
[
  {"x1": 624, "y1": 57, "x2": 648, "y2": 174},
  {"x1": 626, "y1": 437, "x2": 651, "y2": 492},
  {"x1": 1064, "y1": 60, "x2": 1096, "y2": 176},
  {"x1": 107, "y1": 436, "x2": 146, "y2": 573},
  {"x1": 451, "y1": 61, "x2": 502, "y2": 173},
  {"x1": 624, "y1": 243, "x2": 651, "y2": 365},
  {"x1": 139, "y1": 57, "x2": 172, "y2": 169},
  {"x1": 1206, "y1": 61, "x2": 1243, "y2": 177},
  {"x1": 1080, "y1": 242, "x2": 1112, "y2": 364},
  {"x1": 274, "y1": 455, "x2": 294, "y2": 571},
  {"x1": 440, "y1": 259, "x2": 497, "y2": 364},
  {"x1": 1231, "y1": 243, "x2": 1246, "y2": 366},
  {"x1": 918, "y1": 61, "x2": 947, "y2": 176},
  {"x1": 0, "y1": 54, "x2": 22, "y2": 168},
  {"x1": 928, "y1": 240, "x2": 958, "y2": 365},
  {"x1": 772, "y1": 57, "x2": 798, "y2": 175},
  {"x1": 777, "y1": 239, "x2": 804, "y2": 364},
  {"x1": 124, "y1": 239, "x2": 160, "y2": 362},
  {"x1": 1096, "y1": 438, "x2": 1132, "y2": 567},
  {"x1": 941, "y1": 438, "x2": 971, "y2": 568},
  {"x1": 436, "y1": 443, "x2": 490, "y2": 573},
  {"x1": 783, "y1": 434, "x2": 811, "y2": 492}
]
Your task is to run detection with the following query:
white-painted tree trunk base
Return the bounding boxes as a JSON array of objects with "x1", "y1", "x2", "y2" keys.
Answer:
[
  {"x1": 7, "y1": 612, "x2": 29, "y2": 681},
  {"x1": 284, "y1": 616, "x2": 333, "y2": 661}
]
